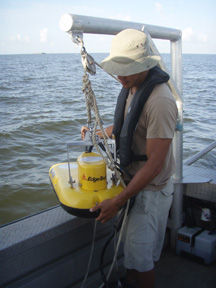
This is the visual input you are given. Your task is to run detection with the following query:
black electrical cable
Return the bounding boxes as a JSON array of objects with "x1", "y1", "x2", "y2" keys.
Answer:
[
  {"x1": 114, "y1": 161, "x2": 133, "y2": 180},
  {"x1": 85, "y1": 145, "x2": 93, "y2": 153}
]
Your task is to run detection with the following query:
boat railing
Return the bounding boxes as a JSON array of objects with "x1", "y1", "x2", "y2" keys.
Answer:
[{"x1": 184, "y1": 140, "x2": 216, "y2": 166}]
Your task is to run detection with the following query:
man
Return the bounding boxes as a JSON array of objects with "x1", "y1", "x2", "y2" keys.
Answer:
[{"x1": 81, "y1": 29, "x2": 178, "y2": 288}]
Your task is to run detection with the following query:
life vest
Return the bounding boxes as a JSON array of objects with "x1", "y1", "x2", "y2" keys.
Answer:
[{"x1": 112, "y1": 66, "x2": 170, "y2": 167}]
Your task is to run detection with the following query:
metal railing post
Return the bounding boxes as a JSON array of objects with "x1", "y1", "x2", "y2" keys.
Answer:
[{"x1": 171, "y1": 38, "x2": 183, "y2": 247}]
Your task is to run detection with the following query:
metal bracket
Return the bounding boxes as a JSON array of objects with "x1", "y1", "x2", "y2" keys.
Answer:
[
  {"x1": 81, "y1": 52, "x2": 96, "y2": 75},
  {"x1": 67, "y1": 145, "x2": 76, "y2": 188},
  {"x1": 69, "y1": 32, "x2": 96, "y2": 75},
  {"x1": 70, "y1": 30, "x2": 84, "y2": 45}
]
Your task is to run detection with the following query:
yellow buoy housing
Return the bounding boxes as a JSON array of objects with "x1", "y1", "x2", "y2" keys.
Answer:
[
  {"x1": 49, "y1": 152, "x2": 124, "y2": 218},
  {"x1": 78, "y1": 152, "x2": 107, "y2": 191}
]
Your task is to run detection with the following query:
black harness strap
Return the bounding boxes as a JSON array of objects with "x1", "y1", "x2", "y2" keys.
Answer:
[{"x1": 113, "y1": 66, "x2": 170, "y2": 167}]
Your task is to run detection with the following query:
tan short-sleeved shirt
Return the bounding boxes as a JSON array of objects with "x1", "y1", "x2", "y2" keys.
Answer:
[{"x1": 124, "y1": 83, "x2": 178, "y2": 191}]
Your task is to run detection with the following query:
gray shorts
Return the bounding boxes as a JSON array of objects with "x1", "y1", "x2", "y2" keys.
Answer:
[{"x1": 123, "y1": 180, "x2": 173, "y2": 272}]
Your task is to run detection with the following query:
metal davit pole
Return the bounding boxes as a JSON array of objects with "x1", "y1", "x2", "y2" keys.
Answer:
[
  {"x1": 171, "y1": 37, "x2": 183, "y2": 247},
  {"x1": 59, "y1": 13, "x2": 181, "y2": 41}
]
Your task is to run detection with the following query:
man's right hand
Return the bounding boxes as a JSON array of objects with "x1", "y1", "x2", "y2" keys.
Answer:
[{"x1": 81, "y1": 126, "x2": 89, "y2": 140}]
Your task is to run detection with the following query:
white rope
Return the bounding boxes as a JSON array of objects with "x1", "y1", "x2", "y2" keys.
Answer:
[
  {"x1": 82, "y1": 66, "x2": 122, "y2": 183},
  {"x1": 77, "y1": 35, "x2": 120, "y2": 177}
]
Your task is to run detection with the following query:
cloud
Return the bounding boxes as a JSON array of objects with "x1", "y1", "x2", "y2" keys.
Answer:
[
  {"x1": 24, "y1": 36, "x2": 30, "y2": 42},
  {"x1": 182, "y1": 27, "x2": 194, "y2": 41},
  {"x1": 155, "y1": 2, "x2": 163, "y2": 14},
  {"x1": 9, "y1": 34, "x2": 30, "y2": 43},
  {"x1": 183, "y1": 28, "x2": 208, "y2": 43},
  {"x1": 40, "y1": 28, "x2": 48, "y2": 43},
  {"x1": 10, "y1": 34, "x2": 22, "y2": 42},
  {"x1": 155, "y1": 2, "x2": 167, "y2": 20},
  {"x1": 198, "y1": 33, "x2": 208, "y2": 42},
  {"x1": 16, "y1": 34, "x2": 22, "y2": 41}
]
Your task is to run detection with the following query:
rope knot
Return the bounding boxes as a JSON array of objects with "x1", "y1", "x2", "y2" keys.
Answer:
[{"x1": 108, "y1": 163, "x2": 115, "y2": 171}]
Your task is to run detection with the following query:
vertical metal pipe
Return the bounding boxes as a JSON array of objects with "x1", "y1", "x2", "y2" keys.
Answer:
[
  {"x1": 172, "y1": 38, "x2": 183, "y2": 179},
  {"x1": 171, "y1": 38, "x2": 184, "y2": 247}
]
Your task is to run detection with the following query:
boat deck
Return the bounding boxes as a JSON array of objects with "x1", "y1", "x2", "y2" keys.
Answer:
[
  {"x1": 104, "y1": 244, "x2": 216, "y2": 288},
  {"x1": 154, "y1": 246, "x2": 216, "y2": 288},
  {"x1": 109, "y1": 245, "x2": 216, "y2": 288}
]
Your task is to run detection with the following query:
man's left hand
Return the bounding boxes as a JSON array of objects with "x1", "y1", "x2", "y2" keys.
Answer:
[{"x1": 90, "y1": 198, "x2": 120, "y2": 223}]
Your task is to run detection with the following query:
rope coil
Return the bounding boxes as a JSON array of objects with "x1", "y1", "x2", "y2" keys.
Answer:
[{"x1": 78, "y1": 36, "x2": 123, "y2": 185}]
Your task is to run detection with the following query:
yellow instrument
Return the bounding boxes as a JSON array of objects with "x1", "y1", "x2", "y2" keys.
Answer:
[{"x1": 49, "y1": 152, "x2": 123, "y2": 218}]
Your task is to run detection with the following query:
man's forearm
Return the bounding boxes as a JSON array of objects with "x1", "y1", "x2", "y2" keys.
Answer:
[{"x1": 97, "y1": 124, "x2": 113, "y2": 138}]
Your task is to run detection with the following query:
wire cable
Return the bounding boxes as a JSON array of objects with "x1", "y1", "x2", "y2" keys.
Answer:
[
  {"x1": 98, "y1": 197, "x2": 135, "y2": 288},
  {"x1": 80, "y1": 219, "x2": 97, "y2": 288}
]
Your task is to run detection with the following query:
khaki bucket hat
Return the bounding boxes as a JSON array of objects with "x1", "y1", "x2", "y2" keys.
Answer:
[{"x1": 100, "y1": 29, "x2": 161, "y2": 76}]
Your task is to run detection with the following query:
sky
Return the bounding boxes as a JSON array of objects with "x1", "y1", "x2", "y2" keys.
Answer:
[{"x1": 0, "y1": 0, "x2": 215, "y2": 55}]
